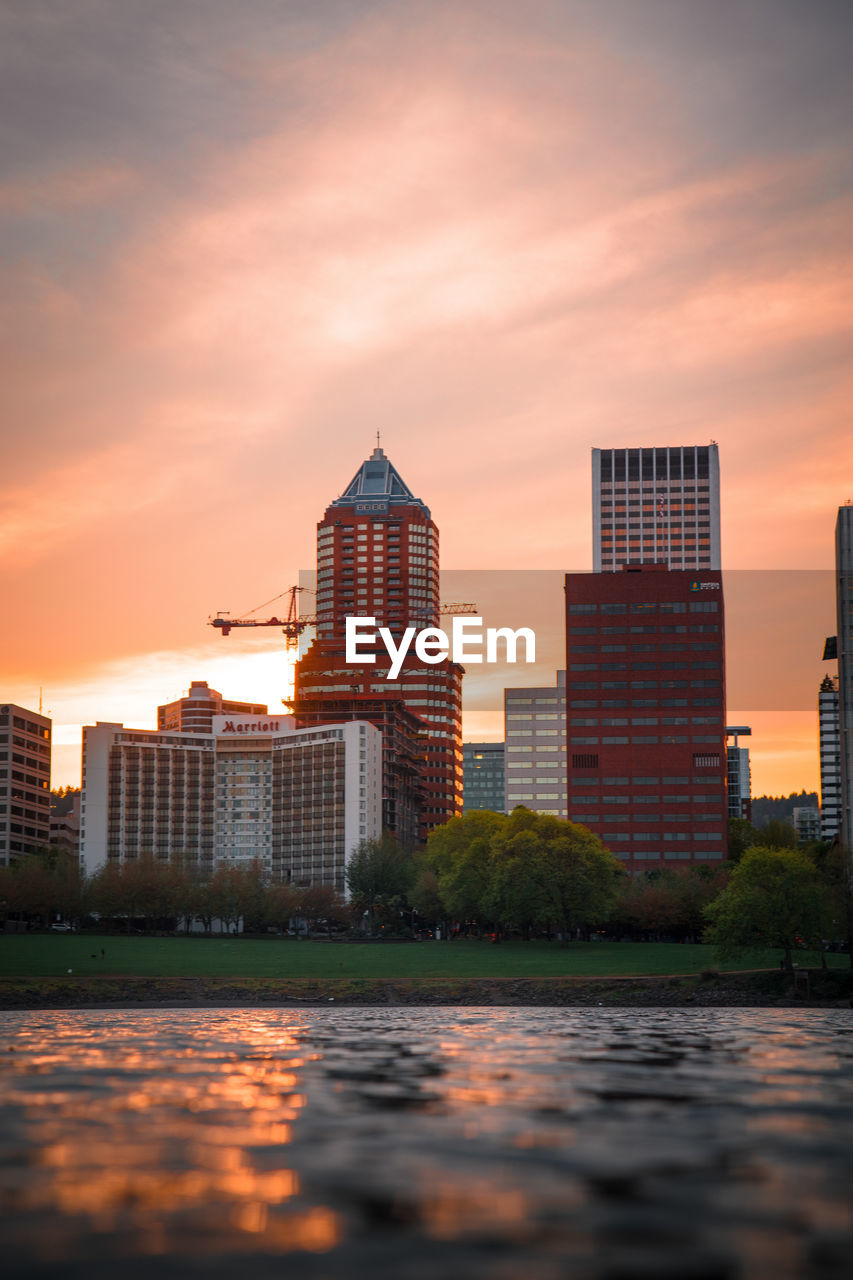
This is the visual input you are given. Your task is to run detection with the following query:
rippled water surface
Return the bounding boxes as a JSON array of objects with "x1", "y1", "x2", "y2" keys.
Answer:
[{"x1": 1, "y1": 1008, "x2": 852, "y2": 1279}]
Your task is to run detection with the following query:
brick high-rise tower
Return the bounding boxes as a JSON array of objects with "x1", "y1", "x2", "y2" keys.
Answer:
[
  {"x1": 565, "y1": 563, "x2": 727, "y2": 871},
  {"x1": 292, "y1": 445, "x2": 463, "y2": 843}
]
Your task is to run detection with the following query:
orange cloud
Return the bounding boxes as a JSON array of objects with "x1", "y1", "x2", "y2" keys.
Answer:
[{"x1": 1, "y1": 2, "x2": 850, "y2": 798}]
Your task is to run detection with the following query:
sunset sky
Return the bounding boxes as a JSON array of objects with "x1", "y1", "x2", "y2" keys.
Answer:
[{"x1": 2, "y1": 0, "x2": 852, "y2": 795}]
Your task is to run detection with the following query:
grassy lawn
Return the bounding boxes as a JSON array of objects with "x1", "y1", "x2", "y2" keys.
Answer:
[{"x1": 0, "y1": 934, "x2": 845, "y2": 980}]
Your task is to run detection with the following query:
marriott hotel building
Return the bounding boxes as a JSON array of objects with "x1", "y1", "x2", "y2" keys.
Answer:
[{"x1": 80, "y1": 716, "x2": 381, "y2": 894}]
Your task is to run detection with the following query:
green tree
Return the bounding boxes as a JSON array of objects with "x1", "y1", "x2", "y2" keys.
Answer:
[
  {"x1": 704, "y1": 845, "x2": 831, "y2": 971},
  {"x1": 89, "y1": 856, "x2": 176, "y2": 931},
  {"x1": 345, "y1": 835, "x2": 414, "y2": 933},
  {"x1": 408, "y1": 865, "x2": 445, "y2": 930},
  {"x1": 424, "y1": 808, "x2": 623, "y2": 941},
  {"x1": 301, "y1": 884, "x2": 348, "y2": 937},
  {"x1": 614, "y1": 865, "x2": 729, "y2": 941},
  {"x1": 169, "y1": 856, "x2": 207, "y2": 933},
  {"x1": 208, "y1": 861, "x2": 267, "y2": 933},
  {"x1": 535, "y1": 816, "x2": 624, "y2": 942},
  {"x1": 807, "y1": 838, "x2": 852, "y2": 966},
  {"x1": 90, "y1": 861, "x2": 126, "y2": 925},
  {"x1": 425, "y1": 809, "x2": 506, "y2": 933},
  {"x1": 728, "y1": 817, "x2": 760, "y2": 862},
  {"x1": 0, "y1": 843, "x2": 85, "y2": 928},
  {"x1": 193, "y1": 872, "x2": 219, "y2": 934},
  {"x1": 134, "y1": 856, "x2": 185, "y2": 930},
  {"x1": 267, "y1": 882, "x2": 303, "y2": 933},
  {"x1": 755, "y1": 819, "x2": 798, "y2": 850},
  {"x1": 485, "y1": 810, "x2": 550, "y2": 939},
  {"x1": 613, "y1": 870, "x2": 682, "y2": 940}
]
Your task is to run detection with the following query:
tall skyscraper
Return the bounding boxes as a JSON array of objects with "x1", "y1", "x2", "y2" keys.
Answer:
[
  {"x1": 0, "y1": 703, "x2": 51, "y2": 865},
  {"x1": 835, "y1": 504, "x2": 853, "y2": 849},
  {"x1": 504, "y1": 673, "x2": 568, "y2": 818},
  {"x1": 565, "y1": 564, "x2": 727, "y2": 870},
  {"x1": 158, "y1": 681, "x2": 267, "y2": 733},
  {"x1": 592, "y1": 444, "x2": 721, "y2": 572},
  {"x1": 292, "y1": 445, "x2": 463, "y2": 842},
  {"x1": 818, "y1": 674, "x2": 841, "y2": 842}
]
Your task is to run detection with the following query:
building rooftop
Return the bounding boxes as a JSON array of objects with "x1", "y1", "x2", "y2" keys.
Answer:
[{"x1": 332, "y1": 446, "x2": 430, "y2": 516}]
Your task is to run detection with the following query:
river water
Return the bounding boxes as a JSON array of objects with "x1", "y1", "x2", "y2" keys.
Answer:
[{"x1": 1, "y1": 1008, "x2": 852, "y2": 1278}]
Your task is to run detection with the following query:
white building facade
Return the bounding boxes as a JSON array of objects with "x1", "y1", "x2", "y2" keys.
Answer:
[
  {"x1": 592, "y1": 444, "x2": 721, "y2": 573},
  {"x1": 80, "y1": 716, "x2": 381, "y2": 894},
  {"x1": 503, "y1": 672, "x2": 567, "y2": 818}
]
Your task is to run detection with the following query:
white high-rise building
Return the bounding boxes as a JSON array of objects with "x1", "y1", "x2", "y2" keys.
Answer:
[
  {"x1": 504, "y1": 672, "x2": 567, "y2": 818},
  {"x1": 80, "y1": 716, "x2": 381, "y2": 894},
  {"x1": 592, "y1": 444, "x2": 721, "y2": 572}
]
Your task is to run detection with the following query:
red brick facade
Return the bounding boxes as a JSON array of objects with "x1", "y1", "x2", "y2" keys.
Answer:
[
  {"x1": 291, "y1": 448, "x2": 463, "y2": 844},
  {"x1": 565, "y1": 563, "x2": 727, "y2": 870}
]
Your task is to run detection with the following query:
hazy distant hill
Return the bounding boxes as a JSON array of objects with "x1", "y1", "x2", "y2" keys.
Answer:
[
  {"x1": 46, "y1": 785, "x2": 820, "y2": 829},
  {"x1": 50, "y1": 787, "x2": 81, "y2": 817},
  {"x1": 751, "y1": 791, "x2": 819, "y2": 827}
]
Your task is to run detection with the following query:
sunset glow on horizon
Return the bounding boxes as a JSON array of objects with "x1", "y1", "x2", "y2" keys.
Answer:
[{"x1": 2, "y1": 0, "x2": 852, "y2": 799}]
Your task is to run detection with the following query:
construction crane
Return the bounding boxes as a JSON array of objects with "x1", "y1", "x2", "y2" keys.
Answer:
[
  {"x1": 209, "y1": 589, "x2": 478, "y2": 655},
  {"x1": 210, "y1": 586, "x2": 314, "y2": 655},
  {"x1": 210, "y1": 591, "x2": 478, "y2": 709}
]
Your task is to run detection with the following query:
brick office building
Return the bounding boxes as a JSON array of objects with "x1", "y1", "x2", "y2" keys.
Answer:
[{"x1": 565, "y1": 564, "x2": 727, "y2": 870}]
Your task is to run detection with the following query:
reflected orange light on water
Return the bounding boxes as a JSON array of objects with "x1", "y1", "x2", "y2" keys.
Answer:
[
  {"x1": 4, "y1": 1009, "x2": 851, "y2": 1274},
  {"x1": 2, "y1": 1013, "x2": 343, "y2": 1260},
  {"x1": 420, "y1": 1180, "x2": 536, "y2": 1242}
]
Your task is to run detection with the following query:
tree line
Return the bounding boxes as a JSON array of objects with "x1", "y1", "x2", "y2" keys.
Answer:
[
  {"x1": 0, "y1": 848, "x2": 349, "y2": 936},
  {"x1": 0, "y1": 810, "x2": 627, "y2": 941},
  {"x1": 3, "y1": 807, "x2": 850, "y2": 969}
]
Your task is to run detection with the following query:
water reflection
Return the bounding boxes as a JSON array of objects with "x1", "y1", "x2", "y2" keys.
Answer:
[{"x1": 1, "y1": 1008, "x2": 851, "y2": 1277}]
